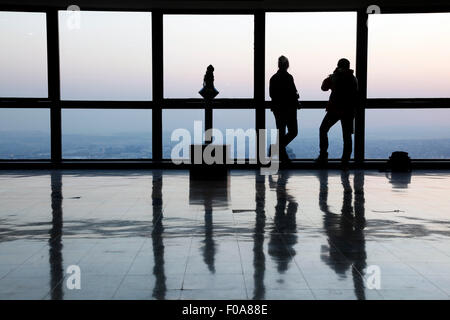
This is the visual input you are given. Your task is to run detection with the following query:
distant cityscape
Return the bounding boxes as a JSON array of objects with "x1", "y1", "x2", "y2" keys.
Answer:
[{"x1": 1, "y1": 130, "x2": 450, "y2": 160}]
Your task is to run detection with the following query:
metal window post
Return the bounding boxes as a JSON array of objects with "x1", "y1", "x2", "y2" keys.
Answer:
[
  {"x1": 152, "y1": 11, "x2": 163, "y2": 161},
  {"x1": 47, "y1": 9, "x2": 62, "y2": 165},
  {"x1": 254, "y1": 11, "x2": 265, "y2": 164},
  {"x1": 355, "y1": 9, "x2": 369, "y2": 165}
]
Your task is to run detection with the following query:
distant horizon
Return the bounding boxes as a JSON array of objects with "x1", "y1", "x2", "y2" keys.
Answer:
[
  {"x1": 2, "y1": 129, "x2": 450, "y2": 160},
  {"x1": 1, "y1": 11, "x2": 449, "y2": 160}
]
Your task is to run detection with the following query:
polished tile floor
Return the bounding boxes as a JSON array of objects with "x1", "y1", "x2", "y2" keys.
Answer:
[{"x1": 0, "y1": 169, "x2": 450, "y2": 300}]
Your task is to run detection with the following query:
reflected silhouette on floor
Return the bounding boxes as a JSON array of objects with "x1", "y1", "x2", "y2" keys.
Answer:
[
  {"x1": 386, "y1": 171, "x2": 412, "y2": 189},
  {"x1": 151, "y1": 170, "x2": 166, "y2": 300},
  {"x1": 49, "y1": 171, "x2": 64, "y2": 300},
  {"x1": 268, "y1": 172, "x2": 298, "y2": 273},
  {"x1": 253, "y1": 174, "x2": 266, "y2": 299},
  {"x1": 318, "y1": 170, "x2": 367, "y2": 300},
  {"x1": 189, "y1": 175, "x2": 230, "y2": 274},
  {"x1": 18, "y1": 169, "x2": 450, "y2": 300}
]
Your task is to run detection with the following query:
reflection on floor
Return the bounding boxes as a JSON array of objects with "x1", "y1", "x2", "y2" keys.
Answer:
[{"x1": 0, "y1": 169, "x2": 450, "y2": 300}]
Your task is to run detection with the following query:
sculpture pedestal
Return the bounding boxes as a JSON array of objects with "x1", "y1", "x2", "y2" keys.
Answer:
[{"x1": 189, "y1": 144, "x2": 230, "y2": 179}]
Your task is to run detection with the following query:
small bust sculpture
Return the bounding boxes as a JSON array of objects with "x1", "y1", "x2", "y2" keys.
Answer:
[{"x1": 199, "y1": 65, "x2": 219, "y2": 100}]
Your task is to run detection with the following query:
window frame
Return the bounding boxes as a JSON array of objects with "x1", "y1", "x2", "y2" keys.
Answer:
[{"x1": 1, "y1": 6, "x2": 449, "y2": 165}]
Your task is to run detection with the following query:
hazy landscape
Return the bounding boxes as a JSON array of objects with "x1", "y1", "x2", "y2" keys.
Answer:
[{"x1": 1, "y1": 129, "x2": 449, "y2": 160}]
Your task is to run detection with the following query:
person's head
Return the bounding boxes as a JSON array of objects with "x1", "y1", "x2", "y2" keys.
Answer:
[
  {"x1": 337, "y1": 58, "x2": 350, "y2": 70},
  {"x1": 278, "y1": 56, "x2": 289, "y2": 71},
  {"x1": 207, "y1": 65, "x2": 214, "y2": 72}
]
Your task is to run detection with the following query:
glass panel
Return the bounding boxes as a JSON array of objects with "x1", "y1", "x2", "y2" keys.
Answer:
[
  {"x1": 163, "y1": 109, "x2": 205, "y2": 159},
  {"x1": 0, "y1": 12, "x2": 48, "y2": 98},
  {"x1": 368, "y1": 13, "x2": 450, "y2": 98},
  {"x1": 366, "y1": 109, "x2": 450, "y2": 159},
  {"x1": 0, "y1": 108, "x2": 50, "y2": 159},
  {"x1": 59, "y1": 11, "x2": 152, "y2": 100},
  {"x1": 164, "y1": 15, "x2": 254, "y2": 98},
  {"x1": 265, "y1": 12, "x2": 357, "y2": 100},
  {"x1": 213, "y1": 109, "x2": 255, "y2": 160},
  {"x1": 62, "y1": 109, "x2": 152, "y2": 159},
  {"x1": 266, "y1": 109, "x2": 347, "y2": 159}
]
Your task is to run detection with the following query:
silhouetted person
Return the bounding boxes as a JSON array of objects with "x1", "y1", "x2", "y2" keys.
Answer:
[
  {"x1": 199, "y1": 64, "x2": 219, "y2": 100},
  {"x1": 269, "y1": 56, "x2": 300, "y2": 163},
  {"x1": 317, "y1": 58, "x2": 359, "y2": 168}
]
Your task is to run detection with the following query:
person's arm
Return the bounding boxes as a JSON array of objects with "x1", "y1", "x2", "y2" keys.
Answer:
[
  {"x1": 290, "y1": 75, "x2": 300, "y2": 100},
  {"x1": 321, "y1": 75, "x2": 332, "y2": 91},
  {"x1": 269, "y1": 77, "x2": 278, "y2": 101},
  {"x1": 269, "y1": 77, "x2": 277, "y2": 110}
]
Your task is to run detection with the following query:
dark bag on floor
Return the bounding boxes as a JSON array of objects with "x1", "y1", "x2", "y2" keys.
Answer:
[{"x1": 387, "y1": 151, "x2": 411, "y2": 172}]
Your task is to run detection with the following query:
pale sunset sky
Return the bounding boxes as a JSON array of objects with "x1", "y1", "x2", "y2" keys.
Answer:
[{"x1": 0, "y1": 11, "x2": 449, "y2": 134}]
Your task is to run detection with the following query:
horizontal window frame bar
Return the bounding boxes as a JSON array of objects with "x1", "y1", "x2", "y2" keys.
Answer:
[
  {"x1": 60, "y1": 101, "x2": 155, "y2": 108},
  {"x1": 2, "y1": 160, "x2": 450, "y2": 169},
  {"x1": 2, "y1": 98, "x2": 450, "y2": 109},
  {"x1": 366, "y1": 98, "x2": 450, "y2": 109},
  {"x1": 0, "y1": 159, "x2": 51, "y2": 162},
  {"x1": 59, "y1": 158, "x2": 153, "y2": 161},
  {"x1": 0, "y1": 99, "x2": 52, "y2": 108},
  {"x1": 1, "y1": 5, "x2": 450, "y2": 14}
]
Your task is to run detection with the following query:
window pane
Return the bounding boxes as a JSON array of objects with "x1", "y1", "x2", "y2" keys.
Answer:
[
  {"x1": 368, "y1": 13, "x2": 450, "y2": 98},
  {"x1": 0, "y1": 108, "x2": 50, "y2": 159},
  {"x1": 213, "y1": 109, "x2": 255, "y2": 159},
  {"x1": 266, "y1": 109, "x2": 348, "y2": 159},
  {"x1": 62, "y1": 109, "x2": 152, "y2": 159},
  {"x1": 366, "y1": 109, "x2": 450, "y2": 159},
  {"x1": 164, "y1": 15, "x2": 254, "y2": 98},
  {"x1": 0, "y1": 12, "x2": 48, "y2": 98},
  {"x1": 163, "y1": 109, "x2": 205, "y2": 159},
  {"x1": 59, "y1": 11, "x2": 152, "y2": 100},
  {"x1": 266, "y1": 12, "x2": 356, "y2": 100}
]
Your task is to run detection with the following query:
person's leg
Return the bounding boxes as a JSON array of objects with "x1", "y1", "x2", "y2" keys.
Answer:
[
  {"x1": 319, "y1": 112, "x2": 339, "y2": 159},
  {"x1": 284, "y1": 108, "x2": 298, "y2": 147},
  {"x1": 273, "y1": 110, "x2": 287, "y2": 159},
  {"x1": 340, "y1": 116, "x2": 354, "y2": 162}
]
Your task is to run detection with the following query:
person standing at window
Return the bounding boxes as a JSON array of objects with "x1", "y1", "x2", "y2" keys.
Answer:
[
  {"x1": 269, "y1": 56, "x2": 300, "y2": 163},
  {"x1": 316, "y1": 58, "x2": 359, "y2": 168}
]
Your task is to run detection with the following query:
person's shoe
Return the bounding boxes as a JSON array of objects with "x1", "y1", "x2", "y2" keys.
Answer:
[
  {"x1": 315, "y1": 154, "x2": 328, "y2": 167},
  {"x1": 341, "y1": 159, "x2": 350, "y2": 171}
]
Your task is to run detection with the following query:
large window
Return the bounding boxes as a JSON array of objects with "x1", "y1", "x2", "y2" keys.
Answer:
[
  {"x1": 0, "y1": 12, "x2": 48, "y2": 98},
  {"x1": 59, "y1": 11, "x2": 152, "y2": 100},
  {"x1": 0, "y1": 109, "x2": 50, "y2": 159},
  {"x1": 1, "y1": 9, "x2": 449, "y2": 163},
  {"x1": 366, "y1": 109, "x2": 450, "y2": 159},
  {"x1": 62, "y1": 109, "x2": 152, "y2": 159},
  {"x1": 368, "y1": 13, "x2": 450, "y2": 98},
  {"x1": 265, "y1": 12, "x2": 357, "y2": 101},
  {"x1": 164, "y1": 15, "x2": 254, "y2": 98}
]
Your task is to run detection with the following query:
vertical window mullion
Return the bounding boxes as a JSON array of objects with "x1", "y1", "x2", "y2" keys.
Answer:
[
  {"x1": 46, "y1": 9, "x2": 62, "y2": 164},
  {"x1": 152, "y1": 11, "x2": 163, "y2": 161},
  {"x1": 254, "y1": 11, "x2": 265, "y2": 164},
  {"x1": 355, "y1": 9, "x2": 369, "y2": 164}
]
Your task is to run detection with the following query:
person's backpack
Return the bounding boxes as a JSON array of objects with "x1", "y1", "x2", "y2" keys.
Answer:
[{"x1": 387, "y1": 151, "x2": 411, "y2": 172}]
